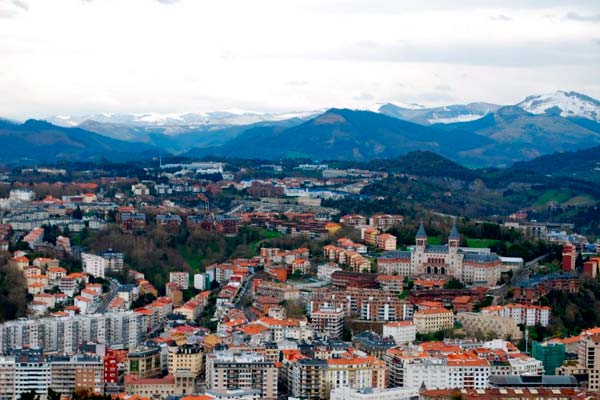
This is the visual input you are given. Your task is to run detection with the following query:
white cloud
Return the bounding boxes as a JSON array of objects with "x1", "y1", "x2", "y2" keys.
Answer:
[{"x1": 0, "y1": 0, "x2": 599, "y2": 119}]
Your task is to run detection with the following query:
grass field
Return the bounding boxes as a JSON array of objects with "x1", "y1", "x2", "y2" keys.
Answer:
[
  {"x1": 428, "y1": 236, "x2": 442, "y2": 245},
  {"x1": 177, "y1": 245, "x2": 205, "y2": 273},
  {"x1": 466, "y1": 238, "x2": 500, "y2": 248},
  {"x1": 532, "y1": 189, "x2": 573, "y2": 208}
]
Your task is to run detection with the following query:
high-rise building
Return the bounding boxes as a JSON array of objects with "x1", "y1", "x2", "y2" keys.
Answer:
[
  {"x1": 206, "y1": 350, "x2": 278, "y2": 400},
  {"x1": 532, "y1": 341, "x2": 566, "y2": 375},
  {"x1": 311, "y1": 304, "x2": 344, "y2": 339}
]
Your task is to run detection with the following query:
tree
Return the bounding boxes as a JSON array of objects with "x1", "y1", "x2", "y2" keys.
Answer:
[
  {"x1": 47, "y1": 389, "x2": 60, "y2": 400},
  {"x1": 19, "y1": 390, "x2": 39, "y2": 400},
  {"x1": 444, "y1": 278, "x2": 466, "y2": 290},
  {"x1": 73, "y1": 205, "x2": 83, "y2": 220}
]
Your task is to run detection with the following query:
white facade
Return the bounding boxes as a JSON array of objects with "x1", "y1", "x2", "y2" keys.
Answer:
[
  {"x1": 81, "y1": 253, "x2": 105, "y2": 278},
  {"x1": 331, "y1": 387, "x2": 418, "y2": 400},
  {"x1": 169, "y1": 272, "x2": 189, "y2": 290},
  {"x1": 193, "y1": 273, "x2": 207, "y2": 290},
  {"x1": 383, "y1": 321, "x2": 416, "y2": 344}
]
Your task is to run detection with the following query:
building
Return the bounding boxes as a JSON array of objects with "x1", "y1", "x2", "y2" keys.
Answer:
[
  {"x1": 170, "y1": 272, "x2": 190, "y2": 290},
  {"x1": 206, "y1": 350, "x2": 278, "y2": 400},
  {"x1": 125, "y1": 346, "x2": 162, "y2": 379},
  {"x1": 456, "y1": 312, "x2": 523, "y2": 341},
  {"x1": 353, "y1": 330, "x2": 396, "y2": 357},
  {"x1": 369, "y1": 214, "x2": 404, "y2": 231},
  {"x1": 413, "y1": 307, "x2": 454, "y2": 334},
  {"x1": 330, "y1": 386, "x2": 417, "y2": 400},
  {"x1": 99, "y1": 249, "x2": 124, "y2": 273},
  {"x1": 377, "y1": 233, "x2": 397, "y2": 251},
  {"x1": 0, "y1": 311, "x2": 147, "y2": 354},
  {"x1": 376, "y1": 224, "x2": 503, "y2": 286},
  {"x1": 513, "y1": 273, "x2": 579, "y2": 304},
  {"x1": 481, "y1": 304, "x2": 551, "y2": 327},
  {"x1": 124, "y1": 371, "x2": 195, "y2": 398},
  {"x1": 562, "y1": 243, "x2": 576, "y2": 272},
  {"x1": 383, "y1": 321, "x2": 416, "y2": 344},
  {"x1": 168, "y1": 343, "x2": 203, "y2": 376},
  {"x1": 311, "y1": 305, "x2": 345, "y2": 339},
  {"x1": 532, "y1": 341, "x2": 566, "y2": 375},
  {"x1": 81, "y1": 253, "x2": 106, "y2": 278}
]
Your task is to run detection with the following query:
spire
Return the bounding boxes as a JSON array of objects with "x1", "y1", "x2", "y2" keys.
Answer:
[
  {"x1": 416, "y1": 221, "x2": 427, "y2": 239},
  {"x1": 449, "y1": 223, "x2": 460, "y2": 240}
]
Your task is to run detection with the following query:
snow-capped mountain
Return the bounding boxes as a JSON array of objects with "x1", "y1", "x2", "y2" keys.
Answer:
[
  {"x1": 369, "y1": 102, "x2": 500, "y2": 125},
  {"x1": 517, "y1": 91, "x2": 600, "y2": 122},
  {"x1": 46, "y1": 109, "x2": 322, "y2": 128}
]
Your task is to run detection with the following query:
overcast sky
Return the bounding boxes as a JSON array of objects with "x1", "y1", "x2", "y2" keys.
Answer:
[{"x1": 1, "y1": 0, "x2": 599, "y2": 119}]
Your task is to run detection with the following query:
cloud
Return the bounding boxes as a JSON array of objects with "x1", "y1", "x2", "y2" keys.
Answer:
[
  {"x1": 0, "y1": 0, "x2": 27, "y2": 18},
  {"x1": 565, "y1": 12, "x2": 600, "y2": 22},
  {"x1": 157, "y1": 0, "x2": 179, "y2": 4},
  {"x1": 11, "y1": 0, "x2": 27, "y2": 10},
  {"x1": 354, "y1": 91, "x2": 374, "y2": 101},
  {"x1": 489, "y1": 14, "x2": 511, "y2": 21},
  {"x1": 434, "y1": 84, "x2": 452, "y2": 92},
  {"x1": 287, "y1": 80, "x2": 309, "y2": 87}
]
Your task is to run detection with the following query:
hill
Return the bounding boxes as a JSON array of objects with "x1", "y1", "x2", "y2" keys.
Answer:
[
  {"x1": 0, "y1": 119, "x2": 164, "y2": 164},
  {"x1": 192, "y1": 108, "x2": 492, "y2": 161},
  {"x1": 512, "y1": 146, "x2": 600, "y2": 184}
]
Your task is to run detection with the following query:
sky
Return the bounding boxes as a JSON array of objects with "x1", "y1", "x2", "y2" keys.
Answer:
[{"x1": 0, "y1": 0, "x2": 599, "y2": 119}]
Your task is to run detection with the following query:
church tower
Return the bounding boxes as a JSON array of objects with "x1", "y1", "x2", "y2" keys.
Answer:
[
  {"x1": 416, "y1": 222, "x2": 428, "y2": 250},
  {"x1": 448, "y1": 223, "x2": 460, "y2": 249}
]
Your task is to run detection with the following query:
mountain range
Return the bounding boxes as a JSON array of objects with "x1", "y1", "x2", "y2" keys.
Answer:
[{"x1": 1, "y1": 90, "x2": 600, "y2": 168}]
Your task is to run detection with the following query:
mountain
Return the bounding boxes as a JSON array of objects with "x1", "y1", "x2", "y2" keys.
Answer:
[
  {"x1": 46, "y1": 110, "x2": 321, "y2": 128},
  {"x1": 0, "y1": 119, "x2": 164, "y2": 164},
  {"x1": 372, "y1": 102, "x2": 500, "y2": 125},
  {"x1": 186, "y1": 108, "x2": 493, "y2": 161},
  {"x1": 517, "y1": 91, "x2": 600, "y2": 122},
  {"x1": 435, "y1": 105, "x2": 600, "y2": 167},
  {"x1": 512, "y1": 145, "x2": 600, "y2": 183},
  {"x1": 76, "y1": 118, "x2": 307, "y2": 154}
]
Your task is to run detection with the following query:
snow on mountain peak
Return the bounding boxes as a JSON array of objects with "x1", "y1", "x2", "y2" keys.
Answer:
[{"x1": 517, "y1": 90, "x2": 600, "y2": 122}]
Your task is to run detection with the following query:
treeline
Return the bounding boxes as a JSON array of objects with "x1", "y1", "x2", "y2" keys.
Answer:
[
  {"x1": 537, "y1": 277, "x2": 600, "y2": 338},
  {"x1": 83, "y1": 224, "x2": 321, "y2": 292},
  {"x1": 0, "y1": 254, "x2": 27, "y2": 322}
]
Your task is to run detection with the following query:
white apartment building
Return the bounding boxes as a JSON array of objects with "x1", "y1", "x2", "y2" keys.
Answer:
[
  {"x1": 81, "y1": 253, "x2": 106, "y2": 278},
  {"x1": 482, "y1": 304, "x2": 550, "y2": 327},
  {"x1": 383, "y1": 321, "x2": 416, "y2": 344},
  {"x1": 169, "y1": 272, "x2": 190, "y2": 290}
]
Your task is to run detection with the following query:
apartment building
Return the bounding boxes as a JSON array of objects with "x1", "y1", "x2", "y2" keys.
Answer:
[
  {"x1": 413, "y1": 307, "x2": 454, "y2": 334},
  {"x1": 311, "y1": 305, "x2": 345, "y2": 339},
  {"x1": 482, "y1": 304, "x2": 551, "y2": 327},
  {"x1": 169, "y1": 272, "x2": 190, "y2": 290},
  {"x1": 383, "y1": 321, "x2": 416, "y2": 344},
  {"x1": 167, "y1": 343, "x2": 203, "y2": 376},
  {"x1": 0, "y1": 312, "x2": 147, "y2": 354},
  {"x1": 126, "y1": 346, "x2": 162, "y2": 379},
  {"x1": 206, "y1": 350, "x2": 278, "y2": 400}
]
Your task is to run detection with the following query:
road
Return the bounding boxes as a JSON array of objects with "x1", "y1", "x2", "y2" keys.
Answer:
[
  {"x1": 96, "y1": 278, "x2": 121, "y2": 313},
  {"x1": 492, "y1": 253, "x2": 548, "y2": 305}
]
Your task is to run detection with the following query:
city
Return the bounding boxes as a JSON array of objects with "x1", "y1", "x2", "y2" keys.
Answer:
[{"x1": 1, "y1": 0, "x2": 600, "y2": 399}]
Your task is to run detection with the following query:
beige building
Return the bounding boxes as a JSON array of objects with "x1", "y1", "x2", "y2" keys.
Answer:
[
  {"x1": 456, "y1": 312, "x2": 523, "y2": 340},
  {"x1": 413, "y1": 308, "x2": 454, "y2": 334},
  {"x1": 124, "y1": 371, "x2": 195, "y2": 399},
  {"x1": 167, "y1": 343, "x2": 203, "y2": 376}
]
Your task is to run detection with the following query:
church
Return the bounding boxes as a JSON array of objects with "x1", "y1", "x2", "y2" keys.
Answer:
[{"x1": 377, "y1": 223, "x2": 503, "y2": 286}]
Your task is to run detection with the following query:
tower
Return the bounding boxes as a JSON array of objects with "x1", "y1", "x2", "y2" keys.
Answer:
[
  {"x1": 448, "y1": 223, "x2": 460, "y2": 249},
  {"x1": 415, "y1": 222, "x2": 428, "y2": 250}
]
